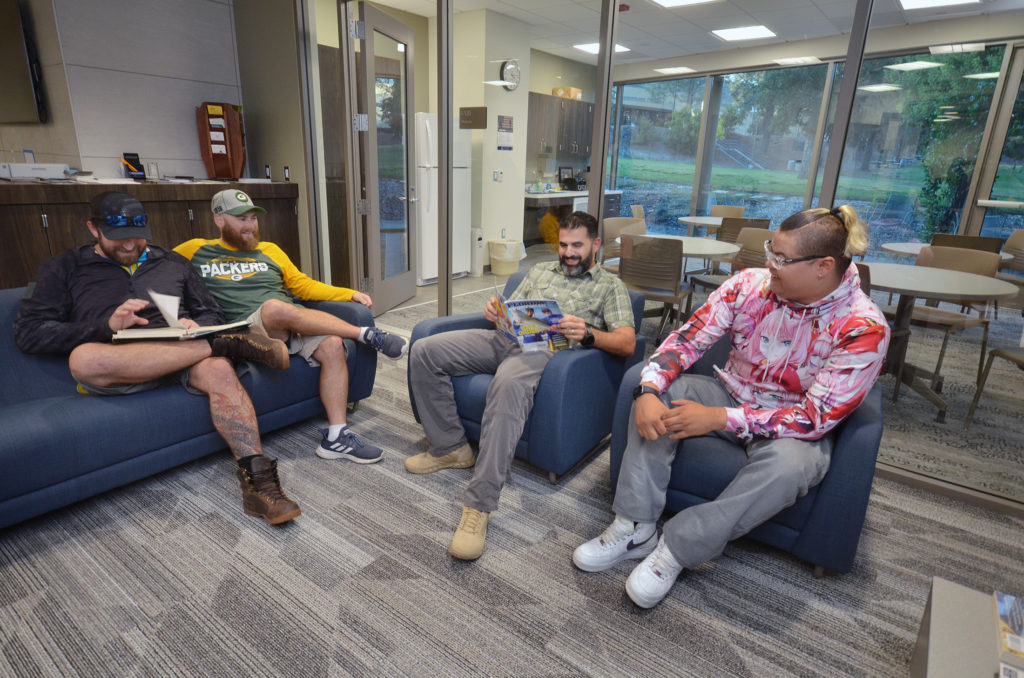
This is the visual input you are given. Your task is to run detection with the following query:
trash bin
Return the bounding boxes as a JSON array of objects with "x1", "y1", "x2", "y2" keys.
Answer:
[
  {"x1": 471, "y1": 227, "x2": 484, "y2": 277},
  {"x1": 488, "y1": 239, "x2": 525, "y2": 275}
]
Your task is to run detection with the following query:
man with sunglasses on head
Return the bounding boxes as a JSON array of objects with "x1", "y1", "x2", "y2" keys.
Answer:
[
  {"x1": 14, "y1": 191, "x2": 302, "y2": 526},
  {"x1": 573, "y1": 205, "x2": 890, "y2": 609}
]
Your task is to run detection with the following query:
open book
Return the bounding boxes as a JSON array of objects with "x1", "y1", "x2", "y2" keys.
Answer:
[
  {"x1": 494, "y1": 293, "x2": 569, "y2": 352},
  {"x1": 112, "y1": 290, "x2": 251, "y2": 342}
]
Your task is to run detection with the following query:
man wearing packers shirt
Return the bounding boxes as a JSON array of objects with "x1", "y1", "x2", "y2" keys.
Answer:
[{"x1": 175, "y1": 189, "x2": 408, "y2": 464}]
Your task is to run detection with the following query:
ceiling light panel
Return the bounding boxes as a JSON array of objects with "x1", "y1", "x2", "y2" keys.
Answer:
[
  {"x1": 711, "y1": 25, "x2": 776, "y2": 41},
  {"x1": 858, "y1": 84, "x2": 902, "y2": 92},
  {"x1": 885, "y1": 60, "x2": 943, "y2": 71},
  {"x1": 899, "y1": 0, "x2": 980, "y2": 9},
  {"x1": 654, "y1": 65, "x2": 696, "y2": 74}
]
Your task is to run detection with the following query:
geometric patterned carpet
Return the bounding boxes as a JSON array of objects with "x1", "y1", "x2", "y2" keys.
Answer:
[
  {"x1": 1, "y1": 329, "x2": 1023, "y2": 676},
  {"x1": 1, "y1": 261, "x2": 1021, "y2": 676}
]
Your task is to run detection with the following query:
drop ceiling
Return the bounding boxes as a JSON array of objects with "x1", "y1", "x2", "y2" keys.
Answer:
[{"x1": 371, "y1": 0, "x2": 1024, "y2": 64}]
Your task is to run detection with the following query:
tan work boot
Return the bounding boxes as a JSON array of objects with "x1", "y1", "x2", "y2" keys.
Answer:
[
  {"x1": 448, "y1": 505, "x2": 489, "y2": 560},
  {"x1": 211, "y1": 326, "x2": 290, "y2": 370},
  {"x1": 236, "y1": 455, "x2": 301, "y2": 525},
  {"x1": 404, "y1": 443, "x2": 475, "y2": 474}
]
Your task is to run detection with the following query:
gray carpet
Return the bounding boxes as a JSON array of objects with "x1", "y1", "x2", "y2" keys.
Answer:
[
  {"x1": 382, "y1": 269, "x2": 1024, "y2": 504},
  {"x1": 1, "y1": 385, "x2": 1022, "y2": 677},
  {"x1": 2, "y1": 266, "x2": 1022, "y2": 676},
  {"x1": 2, "y1": 311, "x2": 1024, "y2": 676}
]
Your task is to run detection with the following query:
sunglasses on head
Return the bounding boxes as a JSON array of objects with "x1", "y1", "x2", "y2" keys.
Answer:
[{"x1": 94, "y1": 214, "x2": 148, "y2": 227}]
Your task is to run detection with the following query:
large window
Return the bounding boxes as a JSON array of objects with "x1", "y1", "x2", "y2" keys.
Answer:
[
  {"x1": 608, "y1": 77, "x2": 706, "y2": 232},
  {"x1": 707, "y1": 64, "x2": 829, "y2": 229},
  {"x1": 981, "y1": 63, "x2": 1024, "y2": 240},
  {"x1": 828, "y1": 46, "x2": 1005, "y2": 257}
]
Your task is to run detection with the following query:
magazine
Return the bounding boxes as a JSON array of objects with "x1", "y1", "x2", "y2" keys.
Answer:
[
  {"x1": 493, "y1": 293, "x2": 570, "y2": 352},
  {"x1": 113, "y1": 290, "x2": 251, "y2": 342},
  {"x1": 996, "y1": 591, "x2": 1024, "y2": 670}
]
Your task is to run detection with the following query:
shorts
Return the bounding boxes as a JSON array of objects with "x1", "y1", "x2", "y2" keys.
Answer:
[
  {"x1": 77, "y1": 367, "x2": 203, "y2": 396},
  {"x1": 247, "y1": 306, "x2": 342, "y2": 367}
]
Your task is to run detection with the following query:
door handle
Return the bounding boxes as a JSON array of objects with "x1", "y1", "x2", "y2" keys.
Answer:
[{"x1": 398, "y1": 196, "x2": 420, "y2": 203}]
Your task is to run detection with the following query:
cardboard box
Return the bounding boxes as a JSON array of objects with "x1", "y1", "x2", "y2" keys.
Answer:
[{"x1": 552, "y1": 87, "x2": 582, "y2": 100}]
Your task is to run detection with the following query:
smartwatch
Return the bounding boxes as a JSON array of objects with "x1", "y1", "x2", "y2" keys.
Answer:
[
  {"x1": 580, "y1": 327, "x2": 596, "y2": 348},
  {"x1": 632, "y1": 384, "x2": 659, "y2": 400}
]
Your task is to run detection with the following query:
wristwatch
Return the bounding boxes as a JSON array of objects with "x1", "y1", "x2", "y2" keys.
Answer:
[
  {"x1": 580, "y1": 327, "x2": 595, "y2": 348},
  {"x1": 632, "y1": 384, "x2": 659, "y2": 400}
]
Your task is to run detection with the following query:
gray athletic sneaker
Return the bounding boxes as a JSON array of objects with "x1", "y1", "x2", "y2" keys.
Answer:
[
  {"x1": 316, "y1": 428, "x2": 383, "y2": 464},
  {"x1": 363, "y1": 327, "x2": 408, "y2": 359}
]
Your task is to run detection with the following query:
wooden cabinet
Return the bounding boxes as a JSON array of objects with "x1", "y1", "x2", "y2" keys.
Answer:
[
  {"x1": 528, "y1": 92, "x2": 562, "y2": 155},
  {"x1": 527, "y1": 93, "x2": 595, "y2": 158},
  {"x1": 0, "y1": 182, "x2": 300, "y2": 289}
]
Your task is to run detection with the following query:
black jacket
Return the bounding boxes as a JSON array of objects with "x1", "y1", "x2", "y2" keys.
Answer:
[{"x1": 14, "y1": 244, "x2": 225, "y2": 355}]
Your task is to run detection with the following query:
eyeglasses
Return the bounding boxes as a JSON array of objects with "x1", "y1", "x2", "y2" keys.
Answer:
[
  {"x1": 764, "y1": 240, "x2": 828, "y2": 267},
  {"x1": 94, "y1": 214, "x2": 148, "y2": 227}
]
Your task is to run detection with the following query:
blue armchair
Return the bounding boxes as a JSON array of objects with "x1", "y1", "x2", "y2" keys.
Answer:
[
  {"x1": 408, "y1": 271, "x2": 646, "y2": 482},
  {"x1": 609, "y1": 336, "x2": 884, "y2": 575}
]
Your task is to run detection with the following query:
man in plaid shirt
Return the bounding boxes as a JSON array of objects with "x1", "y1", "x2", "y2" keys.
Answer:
[{"x1": 407, "y1": 212, "x2": 636, "y2": 561}]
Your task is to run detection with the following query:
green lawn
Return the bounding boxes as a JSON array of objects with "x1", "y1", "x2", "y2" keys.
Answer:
[{"x1": 614, "y1": 157, "x2": 924, "y2": 203}]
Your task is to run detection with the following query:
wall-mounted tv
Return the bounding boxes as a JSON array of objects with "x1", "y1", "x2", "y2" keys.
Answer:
[{"x1": 0, "y1": 0, "x2": 47, "y2": 123}]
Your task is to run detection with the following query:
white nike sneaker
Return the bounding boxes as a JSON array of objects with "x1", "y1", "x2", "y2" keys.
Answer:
[
  {"x1": 625, "y1": 536, "x2": 683, "y2": 609},
  {"x1": 572, "y1": 515, "x2": 657, "y2": 572}
]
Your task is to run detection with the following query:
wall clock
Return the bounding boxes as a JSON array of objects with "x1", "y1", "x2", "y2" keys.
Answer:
[{"x1": 500, "y1": 60, "x2": 520, "y2": 91}]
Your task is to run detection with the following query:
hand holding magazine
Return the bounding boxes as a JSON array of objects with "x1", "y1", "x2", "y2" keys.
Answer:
[
  {"x1": 112, "y1": 290, "x2": 250, "y2": 342},
  {"x1": 493, "y1": 291, "x2": 570, "y2": 352}
]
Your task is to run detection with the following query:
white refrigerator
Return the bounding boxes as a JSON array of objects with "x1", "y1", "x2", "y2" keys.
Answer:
[{"x1": 414, "y1": 112, "x2": 472, "y2": 285}]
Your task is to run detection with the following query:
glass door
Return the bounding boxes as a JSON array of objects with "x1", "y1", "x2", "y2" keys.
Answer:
[{"x1": 355, "y1": 3, "x2": 415, "y2": 314}]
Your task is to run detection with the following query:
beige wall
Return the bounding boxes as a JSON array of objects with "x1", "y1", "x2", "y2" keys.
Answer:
[
  {"x1": 452, "y1": 10, "x2": 531, "y2": 249},
  {"x1": 234, "y1": 0, "x2": 313, "y2": 271},
  {"x1": 528, "y1": 49, "x2": 597, "y2": 102}
]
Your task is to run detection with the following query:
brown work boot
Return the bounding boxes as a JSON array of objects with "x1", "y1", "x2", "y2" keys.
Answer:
[
  {"x1": 236, "y1": 455, "x2": 301, "y2": 525},
  {"x1": 448, "y1": 505, "x2": 489, "y2": 560},
  {"x1": 404, "y1": 443, "x2": 475, "y2": 474},
  {"x1": 210, "y1": 326, "x2": 289, "y2": 370}
]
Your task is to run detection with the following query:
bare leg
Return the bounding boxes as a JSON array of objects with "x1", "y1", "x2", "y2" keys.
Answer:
[
  {"x1": 259, "y1": 299, "x2": 360, "y2": 341},
  {"x1": 69, "y1": 340, "x2": 213, "y2": 387},
  {"x1": 187, "y1": 357, "x2": 262, "y2": 460},
  {"x1": 311, "y1": 335, "x2": 350, "y2": 426}
]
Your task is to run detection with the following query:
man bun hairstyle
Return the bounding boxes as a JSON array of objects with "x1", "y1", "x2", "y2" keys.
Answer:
[
  {"x1": 779, "y1": 204, "x2": 867, "y2": 271},
  {"x1": 560, "y1": 211, "x2": 599, "y2": 240}
]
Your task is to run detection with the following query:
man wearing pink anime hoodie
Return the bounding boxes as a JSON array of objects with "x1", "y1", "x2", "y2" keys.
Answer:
[{"x1": 574, "y1": 205, "x2": 890, "y2": 608}]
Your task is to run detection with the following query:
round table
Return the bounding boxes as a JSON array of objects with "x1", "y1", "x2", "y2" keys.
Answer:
[
  {"x1": 676, "y1": 216, "x2": 723, "y2": 237},
  {"x1": 864, "y1": 261, "x2": 1019, "y2": 421},
  {"x1": 629, "y1": 233, "x2": 740, "y2": 258},
  {"x1": 881, "y1": 241, "x2": 1012, "y2": 263}
]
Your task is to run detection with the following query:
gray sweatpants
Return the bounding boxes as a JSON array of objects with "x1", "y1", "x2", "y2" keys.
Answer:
[
  {"x1": 408, "y1": 329, "x2": 553, "y2": 512},
  {"x1": 613, "y1": 374, "x2": 831, "y2": 569}
]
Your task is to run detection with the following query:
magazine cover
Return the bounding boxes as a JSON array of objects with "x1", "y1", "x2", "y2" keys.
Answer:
[
  {"x1": 996, "y1": 591, "x2": 1024, "y2": 667},
  {"x1": 494, "y1": 295, "x2": 570, "y2": 352}
]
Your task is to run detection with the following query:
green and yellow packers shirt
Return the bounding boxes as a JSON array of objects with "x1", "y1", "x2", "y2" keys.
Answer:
[{"x1": 174, "y1": 239, "x2": 355, "y2": 321}]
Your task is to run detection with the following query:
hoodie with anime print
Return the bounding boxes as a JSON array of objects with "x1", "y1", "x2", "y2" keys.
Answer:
[{"x1": 639, "y1": 263, "x2": 889, "y2": 441}]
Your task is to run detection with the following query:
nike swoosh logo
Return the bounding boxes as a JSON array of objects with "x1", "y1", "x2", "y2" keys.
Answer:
[{"x1": 626, "y1": 536, "x2": 651, "y2": 551}]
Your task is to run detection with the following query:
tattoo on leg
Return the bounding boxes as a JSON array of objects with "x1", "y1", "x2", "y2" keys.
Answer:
[{"x1": 208, "y1": 383, "x2": 261, "y2": 459}]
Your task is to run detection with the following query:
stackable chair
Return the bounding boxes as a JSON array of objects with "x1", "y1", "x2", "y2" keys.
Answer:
[
  {"x1": 408, "y1": 272, "x2": 646, "y2": 482},
  {"x1": 600, "y1": 216, "x2": 645, "y2": 275},
  {"x1": 691, "y1": 226, "x2": 772, "y2": 295},
  {"x1": 881, "y1": 245, "x2": 1000, "y2": 394},
  {"x1": 619, "y1": 234, "x2": 692, "y2": 342}
]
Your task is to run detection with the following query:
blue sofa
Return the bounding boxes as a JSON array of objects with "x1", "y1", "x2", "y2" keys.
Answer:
[
  {"x1": 408, "y1": 271, "x2": 646, "y2": 482},
  {"x1": 609, "y1": 337, "x2": 884, "y2": 575},
  {"x1": 0, "y1": 286, "x2": 377, "y2": 531}
]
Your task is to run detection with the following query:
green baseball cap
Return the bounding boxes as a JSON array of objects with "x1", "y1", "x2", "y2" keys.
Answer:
[{"x1": 211, "y1": 189, "x2": 267, "y2": 216}]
